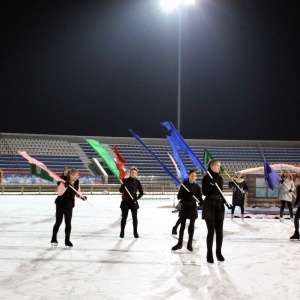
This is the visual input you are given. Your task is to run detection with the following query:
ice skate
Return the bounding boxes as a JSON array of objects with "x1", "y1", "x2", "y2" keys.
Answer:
[
  {"x1": 289, "y1": 230, "x2": 300, "y2": 241},
  {"x1": 171, "y1": 242, "x2": 183, "y2": 251},
  {"x1": 207, "y1": 250, "x2": 214, "y2": 264},
  {"x1": 65, "y1": 240, "x2": 73, "y2": 248},
  {"x1": 216, "y1": 250, "x2": 225, "y2": 262},
  {"x1": 51, "y1": 237, "x2": 58, "y2": 247},
  {"x1": 172, "y1": 226, "x2": 177, "y2": 235},
  {"x1": 187, "y1": 237, "x2": 193, "y2": 252}
]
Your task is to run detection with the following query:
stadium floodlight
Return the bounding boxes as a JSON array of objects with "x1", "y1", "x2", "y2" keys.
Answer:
[
  {"x1": 160, "y1": 0, "x2": 195, "y2": 11},
  {"x1": 160, "y1": 0, "x2": 195, "y2": 133}
]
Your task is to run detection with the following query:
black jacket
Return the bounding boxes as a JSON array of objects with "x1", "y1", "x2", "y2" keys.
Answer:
[
  {"x1": 177, "y1": 180, "x2": 202, "y2": 203},
  {"x1": 177, "y1": 180, "x2": 202, "y2": 219},
  {"x1": 55, "y1": 179, "x2": 79, "y2": 210},
  {"x1": 229, "y1": 179, "x2": 248, "y2": 206},
  {"x1": 120, "y1": 177, "x2": 143, "y2": 202},
  {"x1": 202, "y1": 168, "x2": 225, "y2": 220}
]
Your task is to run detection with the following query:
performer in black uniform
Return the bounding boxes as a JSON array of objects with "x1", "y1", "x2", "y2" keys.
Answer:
[
  {"x1": 172, "y1": 170, "x2": 203, "y2": 252},
  {"x1": 290, "y1": 184, "x2": 300, "y2": 241},
  {"x1": 51, "y1": 168, "x2": 87, "y2": 247},
  {"x1": 202, "y1": 159, "x2": 228, "y2": 263},
  {"x1": 119, "y1": 166, "x2": 144, "y2": 238},
  {"x1": 229, "y1": 172, "x2": 248, "y2": 220}
]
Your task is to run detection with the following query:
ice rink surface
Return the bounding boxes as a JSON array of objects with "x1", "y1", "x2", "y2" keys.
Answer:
[{"x1": 0, "y1": 194, "x2": 300, "y2": 300}]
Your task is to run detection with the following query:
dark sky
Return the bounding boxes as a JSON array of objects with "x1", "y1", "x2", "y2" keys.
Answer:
[{"x1": 1, "y1": 0, "x2": 300, "y2": 140}]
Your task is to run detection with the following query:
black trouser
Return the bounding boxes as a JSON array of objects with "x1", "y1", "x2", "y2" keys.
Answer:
[
  {"x1": 294, "y1": 206, "x2": 300, "y2": 231},
  {"x1": 121, "y1": 202, "x2": 138, "y2": 233},
  {"x1": 52, "y1": 206, "x2": 73, "y2": 241},
  {"x1": 174, "y1": 217, "x2": 181, "y2": 229},
  {"x1": 178, "y1": 218, "x2": 195, "y2": 243},
  {"x1": 280, "y1": 200, "x2": 293, "y2": 218},
  {"x1": 205, "y1": 219, "x2": 224, "y2": 251},
  {"x1": 231, "y1": 205, "x2": 244, "y2": 214}
]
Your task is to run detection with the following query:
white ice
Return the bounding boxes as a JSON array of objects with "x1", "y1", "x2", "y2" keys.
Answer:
[{"x1": 0, "y1": 194, "x2": 300, "y2": 300}]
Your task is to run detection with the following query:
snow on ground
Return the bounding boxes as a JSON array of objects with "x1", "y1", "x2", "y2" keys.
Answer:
[{"x1": 0, "y1": 194, "x2": 299, "y2": 300}]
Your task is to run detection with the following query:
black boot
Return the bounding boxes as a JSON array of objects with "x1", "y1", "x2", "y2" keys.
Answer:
[
  {"x1": 65, "y1": 237, "x2": 73, "y2": 247},
  {"x1": 187, "y1": 232, "x2": 193, "y2": 251},
  {"x1": 187, "y1": 240, "x2": 193, "y2": 252},
  {"x1": 172, "y1": 226, "x2": 177, "y2": 235},
  {"x1": 216, "y1": 249, "x2": 225, "y2": 262},
  {"x1": 207, "y1": 250, "x2": 214, "y2": 263},
  {"x1": 290, "y1": 230, "x2": 300, "y2": 241},
  {"x1": 133, "y1": 223, "x2": 139, "y2": 238},
  {"x1": 51, "y1": 236, "x2": 58, "y2": 246},
  {"x1": 172, "y1": 241, "x2": 183, "y2": 251},
  {"x1": 120, "y1": 230, "x2": 124, "y2": 238}
]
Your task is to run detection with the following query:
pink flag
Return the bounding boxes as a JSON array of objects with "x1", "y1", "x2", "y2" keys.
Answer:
[{"x1": 18, "y1": 151, "x2": 65, "y2": 183}]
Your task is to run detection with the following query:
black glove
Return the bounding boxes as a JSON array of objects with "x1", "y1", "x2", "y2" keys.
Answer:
[
  {"x1": 225, "y1": 202, "x2": 233, "y2": 209},
  {"x1": 81, "y1": 196, "x2": 87, "y2": 201},
  {"x1": 63, "y1": 182, "x2": 69, "y2": 188},
  {"x1": 280, "y1": 179, "x2": 284, "y2": 184},
  {"x1": 289, "y1": 189, "x2": 293, "y2": 193},
  {"x1": 198, "y1": 199, "x2": 204, "y2": 206},
  {"x1": 210, "y1": 179, "x2": 215, "y2": 186}
]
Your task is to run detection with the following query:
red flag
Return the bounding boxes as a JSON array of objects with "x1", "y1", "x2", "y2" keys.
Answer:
[
  {"x1": 18, "y1": 151, "x2": 65, "y2": 183},
  {"x1": 113, "y1": 145, "x2": 126, "y2": 180}
]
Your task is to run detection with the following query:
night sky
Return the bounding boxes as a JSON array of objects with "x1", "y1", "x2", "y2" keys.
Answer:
[{"x1": 1, "y1": 0, "x2": 300, "y2": 140}]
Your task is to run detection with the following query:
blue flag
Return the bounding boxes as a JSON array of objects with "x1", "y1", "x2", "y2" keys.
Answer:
[
  {"x1": 129, "y1": 129, "x2": 181, "y2": 186},
  {"x1": 166, "y1": 135, "x2": 188, "y2": 181},
  {"x1": 161, "y1": 121, "x2": 206, "y2": 171},
  {"x1": 263, "y1": 158, "x2": 280, "y2": 190}
]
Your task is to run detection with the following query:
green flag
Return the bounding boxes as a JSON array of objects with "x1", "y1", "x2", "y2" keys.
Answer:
[
  {"x1": 202, "y1": 148, "x2": 224, "y2": 174},
  {"x1": 30, "y1": 163, "x2": 55, "y2": 182},
  {"x1": 86, "y1": 139, "x2": 120, "y2": 180}
]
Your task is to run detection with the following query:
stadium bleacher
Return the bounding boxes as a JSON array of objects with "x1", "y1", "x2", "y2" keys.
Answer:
[{"x1": 1, "y1": 133, "x2": 300, "y2": 180}]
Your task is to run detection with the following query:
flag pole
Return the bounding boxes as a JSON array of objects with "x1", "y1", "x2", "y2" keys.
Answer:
[
  {"x1": 224, "y1": 170, "x2": 244, "y2": 193},
  {"x1": 281, "y1": 181, "x2": 296, "y2": 198},
  {"x1": 180, "y1": 182, "x2": 201, "y2": 203},
  {"x1": 120, "y1": 179, "x2": 134, "y2": 200},
  {"x1": 18, "y1": 151, "x2": 94, "y2": 207},
  {"x1": 66, "y1": 184, "x2": 93, "y2": 207},
  {"x1": 206, "y1": 170, "x2": 231, "y2": 207}
]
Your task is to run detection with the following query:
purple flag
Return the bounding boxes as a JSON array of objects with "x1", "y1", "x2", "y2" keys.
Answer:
[{"x1": 263, "y1": 158, "x2": 280, "y2": 190}]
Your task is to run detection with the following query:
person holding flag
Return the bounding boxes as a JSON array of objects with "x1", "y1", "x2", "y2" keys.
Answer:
[
  {"x1": 229, "y1": 172, "x2": 248, "y2": 221},
  {"x1": 51, "y1": 168, "x2": 87, "y2": 247},
  {"x1": 278, "y1": 170, "x2": 295, "y2": 222},
  {"x1": 119, "y1": 166, "x2": 144, "y2": 238},
  {"x1": 171, "y1": 170, "x2": 203, "y2": 252},
  {"x1": 202, "y1": 159, "x2": 226, "y2": 264}
]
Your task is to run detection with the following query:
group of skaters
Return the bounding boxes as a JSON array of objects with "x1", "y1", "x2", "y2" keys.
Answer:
[{"x1": 48, "y1": 162, "x2": 300, "y2": 264}]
